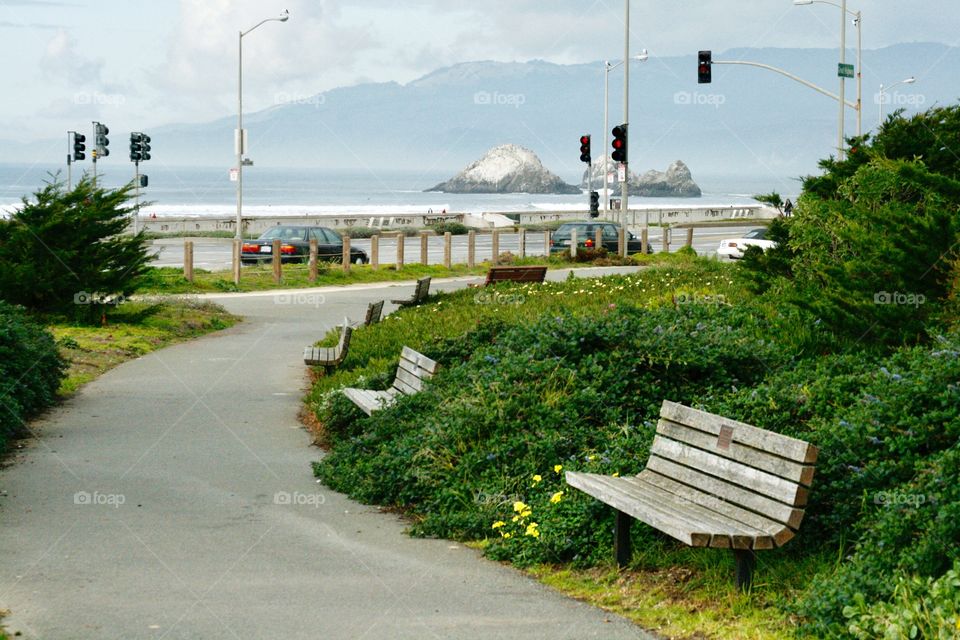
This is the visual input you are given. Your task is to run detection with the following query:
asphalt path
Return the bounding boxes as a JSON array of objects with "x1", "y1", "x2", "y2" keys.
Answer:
[
  {"x1": 148, "y1": 225, "x2": 764, "y2": 269},
  {"x1": 0, "y1": 269, "x2": 653, "y2": 639}
]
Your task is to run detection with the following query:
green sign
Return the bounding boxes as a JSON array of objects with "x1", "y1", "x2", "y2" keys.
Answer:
[{"x1": 838, "y1": 63, "x2": 855, "y2": 79}]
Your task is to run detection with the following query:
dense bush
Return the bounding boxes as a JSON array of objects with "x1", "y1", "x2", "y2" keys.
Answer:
[
  {"x1": 430, "y1": 221, "x2": 470, "y2": 236},
  {"x1": 315, "y1": 302, "x2": 795, "y2": 565},
  {"x1": 0, "y1": 177, "x2": 151, "y2": 320},
  {"x1": 0, "y1": 302, "x2": 64, "y2": 450}
]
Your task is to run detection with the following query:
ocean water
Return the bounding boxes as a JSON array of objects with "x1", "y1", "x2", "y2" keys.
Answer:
[{"x1": 0, "y1": 163, "x2": 799, "y2": 218}]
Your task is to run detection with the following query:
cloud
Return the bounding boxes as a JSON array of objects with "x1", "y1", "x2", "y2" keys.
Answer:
[{"x1": 39, "y1": 29, "x2": 104, "y2": 85}]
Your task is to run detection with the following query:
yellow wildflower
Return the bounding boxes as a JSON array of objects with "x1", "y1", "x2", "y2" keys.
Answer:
[
  {"x1": 520, "y1": 509, "x2": 532, "y2": 518},
  {"x1": 525, "y1": 522, "x2": 540, "y2": 538},
  {"x1": 513, "y1": 501, "x2": 528, "y2": 513},
  {"x1": 550, "y1": 491, "x2": 564, "y2": 504},
  {"x1": 553, "y1": 464, "x2": 563, "y2": 474},
  {"x1": 531, "y1": 474, "x2": 542, "y2": 485},
  {"x1": 512, "y1": 515, "x2": 520, "y2": 523},
  {"x1": 612, "y1": 472, "x2": 620, "y2": 478},
  {"x1": 503, "y1": 532, "x2": 512, "y2": 539},
  {"x1": 491, "y1": 521, "x2": 505, "y2": 530}
]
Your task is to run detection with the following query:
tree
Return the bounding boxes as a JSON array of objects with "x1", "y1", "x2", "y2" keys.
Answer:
[{"x1": 0, "y1": 176, "x2": 151, "y2": 320}]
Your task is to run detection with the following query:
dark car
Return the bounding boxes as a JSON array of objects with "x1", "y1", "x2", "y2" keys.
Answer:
[
  {"x1": 241, "y1": 226, "x2": 368, "y2": 265},
  {"x1": 549, "y1": 222, "x2": 651, "y2": 255}
]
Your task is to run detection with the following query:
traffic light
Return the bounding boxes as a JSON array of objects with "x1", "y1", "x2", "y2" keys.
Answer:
[
  {"x1": 139, "y1": 175, "x2": 148, "y2": 188},
  {"x1": 589, "y1": 191, "x2": 600, "y2": 217},
  {"x1": 579, "y1": 135, "x2": 591, "y2": 164},
  {"x1": 611, "y1": 124, "x2": 628, "y2": 163},
  {"x1": 72, "y1": 133, "x2": 86, "y2": 161},
  {"x1": 140, "y1": 134, "x2": 151, "y2": 161},
  {"x1": 698, "y1": 50, "x2": 712, "y2": 84},
  {"x1": 129, "y1": 132, "x2": 142, "y2": 162},
  {"x1": 95, "y1": 123, "x2": 110, "y2": 157}
]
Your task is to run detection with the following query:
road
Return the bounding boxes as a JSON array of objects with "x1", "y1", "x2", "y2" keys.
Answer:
[
  {"x1": 149, "y1": 225, "x2": 762, "y2": 269},
  {"x1": 0, "y1": 270, "x2": 652, "y2": 639}
]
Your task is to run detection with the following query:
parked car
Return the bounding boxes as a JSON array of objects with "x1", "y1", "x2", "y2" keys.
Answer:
[
  {"x1": 717, "y1": 227, "x2": 777, "y2": 259},
  {"x1": 240, "y1": 226, "x2": 368, "y2": 265},
  {"x1": 549, "y1": 222, "x2": 652, "y2": 255}
]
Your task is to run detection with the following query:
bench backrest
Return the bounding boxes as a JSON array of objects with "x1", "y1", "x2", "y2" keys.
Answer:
[
  {"x1": 485, "y1": 265, "x2": 548, "y2": 285},
  {"x1": 391, "y1": 346, "x2": 438, "y2": 395},
  {"x1": 365, "y1": 300, "x2": 385, "y2": 325},
  {"x1": 414, "y1": 277, "x2": 431, "y2": 301},
  {"x1": 646, "y1": 400, "x2": 818, "y2": 530},
  {"x1": 335, "y1": 319, "x2": 353, "y2": 357}
]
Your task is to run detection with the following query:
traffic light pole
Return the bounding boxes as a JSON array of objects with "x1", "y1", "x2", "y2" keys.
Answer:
[
  {"x1": 133, "y1": 160, "x2": 140, "y2": 234},
  {"x1": 66, "y1": 132, "x2": 72, "y2": 190}
]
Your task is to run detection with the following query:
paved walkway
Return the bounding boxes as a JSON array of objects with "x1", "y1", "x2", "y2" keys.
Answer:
[{"x1": 0, "y1": 269, "x2": 652, "y2": 639}]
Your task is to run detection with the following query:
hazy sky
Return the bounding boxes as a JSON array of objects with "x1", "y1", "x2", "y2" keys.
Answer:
[{"x1": 1, "y1": 0, "x2": 956, "y2": 140}]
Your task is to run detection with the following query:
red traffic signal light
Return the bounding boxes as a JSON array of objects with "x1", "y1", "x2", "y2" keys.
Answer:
[
  {"x1": 579, "y1": 135, "x2": 591, "y2": 164},
  {"x1": 611, "y1": 124, "x2": 628, "y2": 163},
  {"x1": 698, "y1": 50, "x2": 712, "y2": 84}
]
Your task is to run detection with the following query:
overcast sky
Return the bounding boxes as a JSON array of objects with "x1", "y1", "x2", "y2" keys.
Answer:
[{"x1": 1, "y1": 0, "x2": 956, "y2": 140}]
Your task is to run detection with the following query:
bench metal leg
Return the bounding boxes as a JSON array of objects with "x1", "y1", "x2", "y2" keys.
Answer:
[
  {"x1": 614, "y1": 510, "x2": 632, "y2": 568},
  {"x1": 733, "y1": 549, "x2": 756, "y2": 591}
]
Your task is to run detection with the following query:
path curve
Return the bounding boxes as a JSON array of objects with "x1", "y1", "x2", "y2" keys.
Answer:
[{"x1": 0, "y1": 269, "x2": 652, "y2": 639}]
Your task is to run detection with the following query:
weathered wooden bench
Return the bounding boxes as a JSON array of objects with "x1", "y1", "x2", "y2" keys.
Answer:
[
  {"x1": 472, "y1": 265, "x2": 548, "y2": 287},
  {"x1": 566, "y1": 400, "x2": 818, "y2": 590},
  {"x1": 342, "y1": 347, "x2": 438, "y2": 415},
  {"x1": 390, "y1": 277, "x2": 431, "y2": 306},
  {"x1": 360, "y1": 300, "x2": 384, "y2": 326},
  {"x1": 303, "y1": 319, "x2": 352, "y2": 368}
]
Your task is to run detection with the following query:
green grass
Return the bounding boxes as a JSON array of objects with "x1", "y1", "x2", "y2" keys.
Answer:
[{"x1": 49, "y1": 300, "x2": 240, "y2": 396}]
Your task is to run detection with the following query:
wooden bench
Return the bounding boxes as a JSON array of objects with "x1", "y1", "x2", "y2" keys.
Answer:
[
  {"x1": 342, "y1": 347, "x2": 438, "y2": 415},
  {"x1": 390, "y1": 277, "x2": 431, "y2": 306},
  {"x1": 360, "y1": 300, "x2": 384, "y2": 326},
  {"x1": 303, "y1": 319, "x2": 352, "y2": 368},
  {"x1": 477, "y1": 265, "x2": 548, "y2": 286},
  {"x1": 566, "y1": 400, "x2": 818, "y2": 590}
]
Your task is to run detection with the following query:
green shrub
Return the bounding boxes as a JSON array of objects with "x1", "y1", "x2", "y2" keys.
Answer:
[
  {"x1": 0, "y1": 302, "x2": 65, "y2": 450},
  {"x1": 430, "y1": 221, "x2": 470, "y2": 236},
  {"x1": 0, "y1": 177, "x2": 151, "y2": 321}
]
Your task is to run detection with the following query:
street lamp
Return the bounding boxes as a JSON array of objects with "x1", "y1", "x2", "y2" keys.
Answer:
[
  {"x1": 603, "y1": 49, "x2": 647, "y2": 217},
  {"x1": 794, "y1": 0, "x2": 862, "y2": 150},
  {"x1": 236, "y1": 9, "x2": 290, "y2": 254},
  {"x1": 878, "y1": 77, "x2": 916, "y2": 126}
]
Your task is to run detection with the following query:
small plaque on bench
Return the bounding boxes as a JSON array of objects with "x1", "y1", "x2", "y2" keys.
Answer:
[{"x1": 717, "y1": 425, "x2": 734, "y2": 450}]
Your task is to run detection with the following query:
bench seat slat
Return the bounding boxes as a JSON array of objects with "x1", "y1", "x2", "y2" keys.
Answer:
[
  {"x1": 645, "y1": 456, "x2": 805, "y2": 528},
  {"x1": 400, "y1": 347, "x2": 439, "y2": 374},
  {"x1": 657, "y1": 418, "x2": 816, "y2": 486},
  {"x1": 567, "y1": 472, "x2": 774, "y2": 549},
  {"x1": 393, "y1": 366, "x2": 425, "y2": 393},
  {"x1": 661, "y1": 400, "x2": 818, "y2": 464},
  {"x1": 651, "y1": 435, "x2": 808, "y2": 507},
  {"x1": 636, "y1": 471, "x2": 791, "y2": 548}
]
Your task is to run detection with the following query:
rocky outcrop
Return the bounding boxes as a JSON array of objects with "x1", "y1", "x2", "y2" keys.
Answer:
[
  {"x1": 427, "y1": 144, "x2": 581, "y2": 194},
  {"x1": 581, "y1": 158, "x2": 701, "y2": 197}
]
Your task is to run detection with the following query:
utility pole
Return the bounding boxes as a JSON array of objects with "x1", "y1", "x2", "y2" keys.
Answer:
[{"x1": 621, "y1": 0, "x2": 630, "y2": 237}]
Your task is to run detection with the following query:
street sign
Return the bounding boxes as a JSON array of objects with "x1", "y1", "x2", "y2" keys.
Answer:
[
  {"x1": 617, "y1": 164, "x2": 627, "y2": 182},
  {"x1": 838, "y1": 63, "x2": 855, "y2": 79},
  {"x1": 229, "y1": 168, "x2": 238, "y2": 182}
]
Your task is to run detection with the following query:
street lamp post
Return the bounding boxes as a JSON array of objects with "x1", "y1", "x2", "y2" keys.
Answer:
[
  {"x1": 794, "y1": 0, "x2": 862, "y2": 143},
  {"x1": 603, "y1": 50, "x2": 647, "y2": 217},
  {"x1": 878, "y1": 77, "x2": 916, "y2": 126},
  {"x1": 236, "y1": 9, "x2": 290, "y2": 251}
]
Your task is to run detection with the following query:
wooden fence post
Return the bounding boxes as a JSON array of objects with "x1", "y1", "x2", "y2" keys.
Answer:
[
  {"x1": 184, "y1": 240, "x2": 194, "y2": 283},
  {"x1": 272, "y1": 239, "x2": 282, "y2": 283},
  {"x1": 518, "y1": 229, "x2": 526, "y2": 258},
  {"x1": 492, "y1": 230, "x2": 500, "y2": 265},
  {"x1": 342, "y1": 235, "x2": 351, "y2": 273},
  {"x1": 662, "y1": 228, "x2": 671, "y2": 254},
  {"x1": 371, "y1": 234, "x2": 379, "y2": 270},
  {"x1": 544, "y1": 230, "x2": 551, "y2": 258},
  {"x1": 420, "y1": 231, "x2": 429, "y2": 265},
  {"x1": 443, "y1": 232, "x2": 452, "y2": 268},
  {"x1": 309, "y1": 238, "x2": 318, "y2": 282},
  {"x1": 618, "y1": 227, "x2": 626, "y2": 257},
  {"x1": 396, "y1": 233, "x2": 405, "y2": 270},
  {"x1": 641, "y1": 228, "x2": 648, "y2": 255},
  {"x1": 686, "y1": 227, "x2": 694, "y2": 248},
  {"x1": 595, "y1": 228, "x2": 603, "y2": 253},
  {"x1": 467, "y1": 230, "x2": 476, "y2": 268},
  {"x1": 570, "y1": 229, "x2": 577, "y2": 259}
]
